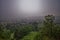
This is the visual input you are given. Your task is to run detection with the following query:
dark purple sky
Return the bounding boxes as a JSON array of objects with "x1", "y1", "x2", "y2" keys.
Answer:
[{"x1": 0, "y1": 0, "x2": 60, "y2": 20}]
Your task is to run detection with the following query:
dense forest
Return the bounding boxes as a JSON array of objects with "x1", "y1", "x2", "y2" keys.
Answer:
[{"x1": 0, "y1": 15, "x2": 60, "y2": 40}]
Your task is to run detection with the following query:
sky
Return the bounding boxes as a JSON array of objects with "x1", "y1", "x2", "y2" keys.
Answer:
[{"x1": 0, "y1": 0, "x2": 60, "y2": 20}]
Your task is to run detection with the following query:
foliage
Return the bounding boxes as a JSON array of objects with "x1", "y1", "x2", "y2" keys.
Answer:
[
  {"x1": 0, "y1": 15, "x2": 60, "y2": 40},
  {"x1": 14, "y1": 24, "x2": 33, "y2": 40},
  {"x1": 21, "y1": 32, "x2": 38, "y2": 40},
  {"x1": 35, "y1": 15, "x2": 60, "y2": 40}
]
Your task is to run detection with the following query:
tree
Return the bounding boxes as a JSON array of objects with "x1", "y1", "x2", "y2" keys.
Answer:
[
  {"x1": 43, "y1": 15, "x2": 55, "y2": 37},
  {"x1": 36, "y1": 15, "x2": 56, "y2": 40}
]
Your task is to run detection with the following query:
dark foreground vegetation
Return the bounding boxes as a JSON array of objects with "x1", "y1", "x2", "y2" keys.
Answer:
[{"x1": 0, "y1": 15, "x2": 60, "y2": 40}]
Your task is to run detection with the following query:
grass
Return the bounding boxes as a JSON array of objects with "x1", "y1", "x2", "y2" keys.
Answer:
[{"x1": 21, "y1": 32, "x2": 38, "y2": 40}]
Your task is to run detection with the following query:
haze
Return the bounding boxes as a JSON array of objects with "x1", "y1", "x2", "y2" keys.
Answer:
[{"x1": 0, "y1": 0, "x2": 60, "y2": 21}]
